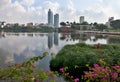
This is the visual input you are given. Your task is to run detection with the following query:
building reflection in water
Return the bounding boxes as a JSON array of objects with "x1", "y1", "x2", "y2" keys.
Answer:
[
  {"x1": 54, "y1": 32, "x2": 59, "y2": 46},
  {"x1": 0, "y1": 31, "x2": 5, "y2": 38},
  {"x1": 48, "y1": 32, "x2": 59, "y2": 49},
  {"x1": 70, "y1": 33, "x2": 90, "y2": 42},
  {"x1": 48, "y1": 33, "x2": 53, "y2": 49}
]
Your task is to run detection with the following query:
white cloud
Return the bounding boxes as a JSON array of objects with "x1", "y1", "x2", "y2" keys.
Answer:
[
  {"x1": 84, "y1": 2, "x2": 119, "y2": 23},
  {"x1": 70, "y1": 0, "x2": 120, "y2": 23},
  {"x1": 0, "y1": 0, "x2": 11, "y2": 9},
  {"x1": 43, "y1": 1, "x2": 59, "y2": 13},
  {"x1": 67, "y1": 0, "x2": 75, "y2": 13},
  {"x1": 0, "y1": 1, "x2": 27, "y2": 23},
  {"x1": 21, "y1": 0, "x2": 35, "y2": 6},
  {"x1": 59, "y1": 0, "x2": 78, "y2": 22},
  {"x1": 0, "y1": 0, "x2": 60, "y2": 24},
  {"x1": 98, "y1": 0, "x2": 104, "y2": 3},
  {"x1": 0, "y1": 0, "x2": 120, "y2": 24}
]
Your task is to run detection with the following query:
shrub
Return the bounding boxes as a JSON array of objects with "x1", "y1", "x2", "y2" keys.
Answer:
[{"x1": 50, "y1": 43, "x2": 120, "y2": 80}]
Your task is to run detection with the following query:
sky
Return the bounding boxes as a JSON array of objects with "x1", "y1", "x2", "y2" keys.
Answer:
[{"x1": 0, "y1": 0, "x2": 120, "y2": 24}]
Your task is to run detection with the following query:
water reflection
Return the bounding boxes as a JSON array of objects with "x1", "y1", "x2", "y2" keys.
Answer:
[
  {"x1": 54, "y1": 32, "x2": 59, "y2": 46},
  {"x1": 0, "y1": 32, "x2": 120, "y2": 70},
  {"x1": 107, "y1": 35, "x2": 120, "y2": 44},
  {"x1": 48, "y1": 33, "x2": 53, "y2": 49},
  {"x1": 48, "y1": 32, "x2": 59, "y2": 49}
]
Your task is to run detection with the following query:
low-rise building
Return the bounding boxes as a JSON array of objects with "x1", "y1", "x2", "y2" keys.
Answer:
[
  {"x1": 27, "y1": 22, "x2": 33, "y2": 28},
  {"x1": 5, "y1": 23, "x2": 14, "y2": 28}
]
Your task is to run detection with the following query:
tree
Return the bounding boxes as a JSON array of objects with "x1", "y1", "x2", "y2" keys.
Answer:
[
  {"x1": 73, "y1": 21, "x2": 76, "y2": 24},
  {"x1": 93, "y1": 22, "x2": 98, "y2": 26},
  {"x1": 80, "y1": 21, "x2": 89, "y2": 25},
  {"x1": 60, "y1": 22, "x2": 66, "y2": 26},
  {"x1": 66, "y1": 21, "x2": 69, "y2": 24},
  {"x1": 110, "y1": 20, "x2": 120, "y2": 29},
  {"x1": 66, "y1": 21, "x2": 70, "y2": 26},
  {"x1": 96, "y1": 24, "x2": 108, "y2": 31}
]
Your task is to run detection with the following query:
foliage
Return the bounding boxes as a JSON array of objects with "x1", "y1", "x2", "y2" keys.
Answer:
[
  {"x1": 58, "y1": 63, "x2": 120, "y2": 82},
  {"x1": 1, "y1": 27, "x2": 54, "y2": 32},
  {"x1": 80, "y1": 21, "x2": 89, "y2": 25},
  {"x1": 108, "y1": 36, "x2": 120, "y2": 44},
  {"x1": 60, "y1": 22, "x2": 67, "y2": 26},
  {"x1": 0, "y1": 52, "x2": 56, "y2": 82},
  {"x1": 94, "y1": 24, "x2": 108, "y2": 31},
  {"x1": 110, "y1": 20, "x2": 120, "y2": 29},
  {"x1": 1, "y1": 43, "x2": 120, "y2": 82},
  {"x1": 50, "y1": 43, "x2": 120, "y2": 80},
  {"x1": 84, "y1": 64, "x2": 120, "y2": 82}
]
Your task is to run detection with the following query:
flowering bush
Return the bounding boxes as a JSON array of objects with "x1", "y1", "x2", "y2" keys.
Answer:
[
  {"x1": 0, "y1": 52, "x2": 56, "y2": 82},
  {"x1": 84, "y1": 64, "x2": 120, "y2": 82},
  {"x1": 59, "y1": 67, "x2": 80, "y2": 82},
  {"x1": 58, "y1": 63, "x2": 120, "y2": 82}
]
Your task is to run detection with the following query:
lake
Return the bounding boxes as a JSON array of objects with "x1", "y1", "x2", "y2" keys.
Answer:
[{"x1": 0, "y1": 32, "x2": 120, "y2": 70}]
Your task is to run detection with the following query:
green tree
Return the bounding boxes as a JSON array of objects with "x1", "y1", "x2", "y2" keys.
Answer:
[
  {"x1": 80, "y1": 21, "x2": 89, "y2": 25},
  {"x1": 66, "y1": 21, "x2": 70, "y2": 26},
  {"x1": 110, "y1": 20, "x2": 120, "y2": 29},
  {"x1": 97, "y1": 24, "x2": 108, "y2": 31},
  {"x1": 73, "y1": 21, "x2": 76, "y2": 24},
  {"x1": 93, "y1": 22, "x2": 98, "y2": 27},
  {"x1": 60, "y1": 22, "x2": 66, "y2": 26}
]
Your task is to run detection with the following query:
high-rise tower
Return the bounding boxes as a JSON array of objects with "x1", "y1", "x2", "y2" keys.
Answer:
[
  {"x1": 54, "y1": 14, "x2": 59, "y2": 27},
  {"x1": 80, "y1": 16, "x2": 84, "y2": 24},
  {"x1": 48, "y1": 9, "x2": 53, "y2": 25}
]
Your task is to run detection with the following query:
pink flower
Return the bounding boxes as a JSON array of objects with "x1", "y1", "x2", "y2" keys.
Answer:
[
  {"x1": 45, "y1": 70, "x2": 52, "y2": 74},
  {"x1": 74, "y1": 78, "x2": 79, "y2": 82},
  {"x1": 45, "y1": 70, "x2": 51, "y2": 73},
  {"x1": 112, "y1": 72, "x2": 118, "y2": 79},
  {"x1": 91, "y1": 73, "x2": 97, "y2": 77},
  {"x1": 32, "y1": 65, "x2": 36, "y2": 69},
  {"x1": 84, "y1": 72, "x2": 88, "y2": 75},
  {"x1": 112, "y1": 66, "x2": 120, "y2": 69},
  {"x1": 60, "y1": 68, "x2": 64, "y2": 72},
  {"x1": 94, "y1": 64, "x2": 99, "y2": 67}
]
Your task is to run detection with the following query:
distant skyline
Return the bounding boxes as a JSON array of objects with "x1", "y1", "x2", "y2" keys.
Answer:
[{"x1": 0, "y1": 0, "x2": 120, "y2": 24}]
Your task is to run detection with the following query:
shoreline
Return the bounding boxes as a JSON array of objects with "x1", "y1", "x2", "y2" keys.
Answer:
[{"x1": 81, "y1": 31, "x2": 120, "y2": 35}]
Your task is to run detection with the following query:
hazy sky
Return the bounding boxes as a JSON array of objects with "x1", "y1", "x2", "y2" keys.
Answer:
[{"x1": 0, "y1": 0, "x2": 120, "y2": 24}]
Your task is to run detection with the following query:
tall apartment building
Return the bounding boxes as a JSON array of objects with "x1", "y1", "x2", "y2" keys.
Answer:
[
  {"x1": 54, "y1": 14, "x2": 59, "y2": 27},
  {"x1": 48, "y1": 9, "x2": 53, "y2": 25},
  {"x1": 80, "y1": 16, "x2": 84, "y2": 24}
]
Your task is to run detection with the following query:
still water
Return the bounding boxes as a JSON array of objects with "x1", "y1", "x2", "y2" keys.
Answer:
[{"x1": 0, "y1": 32, "x2": 120, "y2": 70}]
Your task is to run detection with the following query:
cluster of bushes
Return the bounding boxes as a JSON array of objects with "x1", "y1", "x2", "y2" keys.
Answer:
[
  {"x1": 58, "y1": 63, "x2": 120, "y2": 82},
  {"x1": 50, "y1": 43, "x2": 120, "y2": 81},
  {"x1": 0, "y1": 43, "x2": 120, "y2": 82},
  {"x1": 0, "y1": 52, "x2": 56, "y2": 82}
]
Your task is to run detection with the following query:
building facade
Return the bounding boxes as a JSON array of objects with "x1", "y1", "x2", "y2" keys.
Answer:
[
  {"x1": 106, "y1": 17, "x2": 114, "y2": 28},
  {"x1": 27, "y1": 22, "x2": 33, "y2": 28},
  {"x1": 48, "y1": 9, "x2": 53, "y2": 25},
  {"x1": 54, "y1": 14, "x2": 59, "y2": 27},
  {"x1": 80, "y1": 16, "x2": 84, "y2": 24}
]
